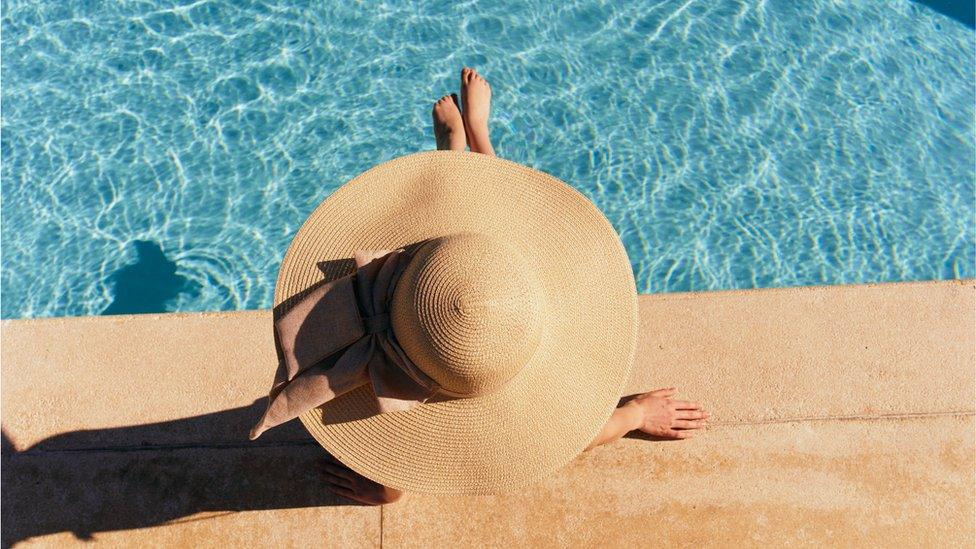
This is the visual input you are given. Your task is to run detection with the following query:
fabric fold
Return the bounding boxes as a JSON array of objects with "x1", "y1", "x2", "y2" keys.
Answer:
[{"x1": 249, "y1": 248, "x2": 440, "y2": 440}]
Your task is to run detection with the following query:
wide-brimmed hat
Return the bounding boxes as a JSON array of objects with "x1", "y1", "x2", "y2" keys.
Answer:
[{"x1": 250, "y1": 151, "x2": 638, "y2": 494}]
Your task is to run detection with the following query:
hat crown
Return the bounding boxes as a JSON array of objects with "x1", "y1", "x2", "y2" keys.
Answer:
[{"x1": 391, "y1": 232, "x2": 544, "y2": 396}]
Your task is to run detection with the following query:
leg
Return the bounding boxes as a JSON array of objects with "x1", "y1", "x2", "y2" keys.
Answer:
[
  {"x1": 460, "y1": 67, "x2": 495, "y2": 156},
  {"x1": 432, "y1": 93, "x2": 466, "y2": 151}
]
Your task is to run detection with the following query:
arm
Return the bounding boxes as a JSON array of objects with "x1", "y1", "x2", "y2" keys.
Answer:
[
  {"x1": 584, "y1": 402, "x2": 644, "y2": 451},
  {"x1": 584, "y1": 387, "x2": 709, "y2": 452}
]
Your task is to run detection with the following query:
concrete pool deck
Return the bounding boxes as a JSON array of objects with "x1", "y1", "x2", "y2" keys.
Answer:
[{"x1": 2, "y1": 279, "x2": 973, "y2": 547}]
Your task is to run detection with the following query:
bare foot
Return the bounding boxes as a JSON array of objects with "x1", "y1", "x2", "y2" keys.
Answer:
[
  {"x1": 460, "y1": 67, "x2": 495, "y2": 156},
  {"x1": 432, "y1": 93, "x2": 466, "y2": 151}
]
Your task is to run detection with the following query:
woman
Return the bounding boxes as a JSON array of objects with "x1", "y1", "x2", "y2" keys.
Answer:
[{"x1": 252, "y1": 67, "x2": 709, "y2": 506}]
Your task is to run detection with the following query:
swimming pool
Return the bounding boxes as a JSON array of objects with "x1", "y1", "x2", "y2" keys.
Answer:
[{"x1": 2, "y1": 0, "x2": 973, "y2": 318}]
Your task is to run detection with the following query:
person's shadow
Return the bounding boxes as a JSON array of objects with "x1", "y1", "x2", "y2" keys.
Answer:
[
  {"x1": 101, "y1": 240, "x2": 199, "y2": 316},
  {"x1": 0, "y1": 393, "x2": 678, "y2": 547},
  {"x1": 0, "y1": 399, "x2": 360, "y2": 548}
]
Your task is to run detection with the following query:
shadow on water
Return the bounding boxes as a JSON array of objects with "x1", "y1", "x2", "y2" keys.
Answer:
[
  {"x1": 101, "y1": 240, "x2": 197, "y2": 316},
  {"x1": 911, "y1": 0, "x2": 975, "y2": 28}
]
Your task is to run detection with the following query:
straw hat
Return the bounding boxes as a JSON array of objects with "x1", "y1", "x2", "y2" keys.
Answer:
[{"x1": 273, "y1": 150, "x2": 638, "y2": 494}]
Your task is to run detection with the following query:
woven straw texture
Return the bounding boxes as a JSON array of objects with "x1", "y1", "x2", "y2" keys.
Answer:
[{"x1": 274, "y1": 151, "x2": 638, "y2": 494}]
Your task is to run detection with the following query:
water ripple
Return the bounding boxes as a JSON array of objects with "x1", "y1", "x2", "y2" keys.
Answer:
[{"x1": 1, "y1": 0, "x2": 973, "y2": 318}]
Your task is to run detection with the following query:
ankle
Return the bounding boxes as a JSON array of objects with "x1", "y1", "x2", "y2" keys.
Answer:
[
  {"x1": 464, "y1": 111, "x2": 488, "y2": 126},
  {"x1": 468, "y1": 133, "x2": 495, "y2": 156}
]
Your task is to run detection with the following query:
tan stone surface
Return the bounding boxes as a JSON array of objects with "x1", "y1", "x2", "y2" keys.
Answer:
[
  {"x1": 15, "y1": 510, "x2": 374, "y2": 549},
  {"x1": 1, "y1": 310, "x2": 283, "y2": 450},
  {"x1": 2, "y1": 279, "x2": 974, "y2": 547},
  {"x1": 383, "y1": 416, "x2": 974, "y2": 548},
  {"x1": 626, "y1": 278, "x2": 975, "y2": 420}
]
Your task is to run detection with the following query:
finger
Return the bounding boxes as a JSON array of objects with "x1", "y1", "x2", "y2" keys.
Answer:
[
  {"x1": 675, "y1": 410, "x2": 709, "y2": 420},
  {"x1": 330, "y1": 486, "x2": 361, "y2": 502},
  {"x1": 322, "y1": 472, "x2": 354, "y2": 491},
  {"x1": 649, "y1": 387, "x2": 677, "y2": 396},
  {"x1": 668, "y1": 429, "x2": 696, "y2": 439},
  {"x1": 320, "y1": 461, "x2": 355, "y2": 483},
  {"x1": 672, "y1": 419, "x2": 706, "y2": 430},
  {"x1": 669, "y1": 400, "x2": 702, "y2": 410}
]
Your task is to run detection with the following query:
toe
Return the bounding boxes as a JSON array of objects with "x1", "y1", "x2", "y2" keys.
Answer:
[{"x1": 435, "y1": 95, "x2": 453, "y2": 110}]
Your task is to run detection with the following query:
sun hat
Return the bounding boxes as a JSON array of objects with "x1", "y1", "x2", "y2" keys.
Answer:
[{"x1": 249, "y1": 150, "x2": 638, "y2": 494}]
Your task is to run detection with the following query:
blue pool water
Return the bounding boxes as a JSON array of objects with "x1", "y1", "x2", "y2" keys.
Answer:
[{"x1": 2, "y1": 0, "x2": 974, "y2": 318}]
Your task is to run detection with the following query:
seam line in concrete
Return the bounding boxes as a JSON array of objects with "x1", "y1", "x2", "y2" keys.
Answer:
[
  {"x1": 9, "y1": 410, "x2": 973, "y2": 455},
  {"x1": 639, "y1": 278, "x2": 974, "y2": 302},
  {"x1": 706, "y1": 409, "x2": 974, "y2": 427}
]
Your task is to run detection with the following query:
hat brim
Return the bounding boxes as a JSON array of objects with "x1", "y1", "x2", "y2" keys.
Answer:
[{"x1": 275, "y1": 151, "x2": 638, "y2": 494}]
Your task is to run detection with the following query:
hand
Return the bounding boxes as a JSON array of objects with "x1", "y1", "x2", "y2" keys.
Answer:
[
  {"x1": 318, "y1": 454, "x2": 403, "y2": 505},
  {"x1": 626, "y1": 387, "x2": 709, "y2": 439}
]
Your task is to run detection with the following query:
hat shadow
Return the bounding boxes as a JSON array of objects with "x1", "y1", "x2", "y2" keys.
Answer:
[{"x1": 0, "y1": 398, "x2": 368, "y2": 548}]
